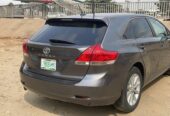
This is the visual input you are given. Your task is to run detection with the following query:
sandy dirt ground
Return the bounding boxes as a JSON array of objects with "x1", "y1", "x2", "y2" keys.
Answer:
[{"x1": 0, "y1": 19, "x2": 170, "y2": 116}]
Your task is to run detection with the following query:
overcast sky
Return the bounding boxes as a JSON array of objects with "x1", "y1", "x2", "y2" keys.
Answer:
[
  {"x1": 0, "y1": 0, "x2": 21, "y2": 5},
  {"x1": 80, "y1": 0, "x2": 158, "y2": 2}
]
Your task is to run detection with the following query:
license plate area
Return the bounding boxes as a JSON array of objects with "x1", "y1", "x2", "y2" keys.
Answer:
[{"x1": 41, "y1": 58, "x2": 56, "y2": 71}]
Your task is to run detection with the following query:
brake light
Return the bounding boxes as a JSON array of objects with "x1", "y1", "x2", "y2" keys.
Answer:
[
  {"x1": 23, "y1": 39, "x2": 29, "y2": 56},
  {"x1": 75, "y1": 44, "x2": 119, "y2": 65}
]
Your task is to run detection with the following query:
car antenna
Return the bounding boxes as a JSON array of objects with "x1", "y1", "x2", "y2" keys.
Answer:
[
  {"x1": 78, "y1": 4, "x2": 86, "y2": 18},
  {"x1": 92, "y1": 0, "x2": 95, "y2": 19}
]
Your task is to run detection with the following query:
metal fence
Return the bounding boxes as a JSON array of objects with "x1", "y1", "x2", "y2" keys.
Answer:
[{"x1": 0, "y1": 1, "x2": 170, "y2": 19}]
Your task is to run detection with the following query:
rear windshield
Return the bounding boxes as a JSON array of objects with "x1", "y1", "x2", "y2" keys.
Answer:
[{"x1": 30, "y1": 20, "x2": 107, "y2": 45}]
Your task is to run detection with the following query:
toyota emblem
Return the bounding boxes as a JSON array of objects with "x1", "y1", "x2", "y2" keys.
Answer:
[{"x1": 43, "y1": 47, "x2": 50, "y2": 55}]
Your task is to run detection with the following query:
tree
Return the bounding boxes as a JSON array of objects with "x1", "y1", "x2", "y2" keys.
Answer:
[{"x1": 84, "y1": 0, "x2": 122, "y2": 13}]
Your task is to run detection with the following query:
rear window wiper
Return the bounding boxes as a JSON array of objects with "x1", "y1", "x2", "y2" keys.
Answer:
[{"x1": 49, "y1": 39, "x2": 75, "y2": 45}]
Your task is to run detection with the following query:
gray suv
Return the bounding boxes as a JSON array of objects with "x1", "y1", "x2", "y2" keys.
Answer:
[{"x1": 20, "y1": 13, "x2": 170, "y2": 112}]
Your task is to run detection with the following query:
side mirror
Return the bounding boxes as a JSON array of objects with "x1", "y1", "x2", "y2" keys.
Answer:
[
  {"x1": 166, "y1": 35, "x2": 170, "y2": 40},
  {"x1": 161, "y1": 36, "x2": 167, "y2": 41},
  {"x1": 159, "y1": 33, "x2": 168, "y2": 41}
]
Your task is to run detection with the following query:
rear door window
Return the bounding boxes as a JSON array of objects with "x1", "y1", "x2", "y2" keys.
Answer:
[
  {"x1": 124, "y1": 18, "x2": 153, "y2": 39},
  {"x1": 30, "y1": 20, "x2": 107, "y2": 45},
  {"x1": 148, "y1": 18, "x2": 168, "y2": 37}
]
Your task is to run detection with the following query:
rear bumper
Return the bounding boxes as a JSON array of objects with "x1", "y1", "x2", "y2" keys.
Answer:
[{"x1": 20, "y1": 63, "x2": 122, "y2": 106}]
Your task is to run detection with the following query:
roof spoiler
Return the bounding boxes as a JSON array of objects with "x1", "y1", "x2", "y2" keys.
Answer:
[{"x1": 45, "y1": 18, "x2": 108, "y2": 26}]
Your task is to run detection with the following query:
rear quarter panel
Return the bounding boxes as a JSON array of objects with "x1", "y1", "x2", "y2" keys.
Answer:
[{"x1": 101, "y1": 17, "x2": 147, "y2": 88}]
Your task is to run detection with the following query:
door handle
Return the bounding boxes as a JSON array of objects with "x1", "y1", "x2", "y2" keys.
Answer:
[
  {"x1": 161, "y1": 44, "x2": 164, "y2": 47},
  {"x1": 160, "y1": 41, "x2": 166, "y2": 47},
  {"x1": 139, "y1": 45, "x2": 145, "y2": 50}
]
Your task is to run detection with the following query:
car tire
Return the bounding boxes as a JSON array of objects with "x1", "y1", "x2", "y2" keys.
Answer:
[{"x1": 114, "y1": 67, "x2": 143, "y2": 113}]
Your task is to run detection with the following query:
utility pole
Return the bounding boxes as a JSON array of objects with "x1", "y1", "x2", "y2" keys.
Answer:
[{"x1": 92, "y1": 0, "x2": 95, "y2": 19}]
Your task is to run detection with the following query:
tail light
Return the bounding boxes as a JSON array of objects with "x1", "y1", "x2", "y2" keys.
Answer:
[
  {"x1": 23, "y1": 39, "x2": 29, "y2": 56},
  {"x1": 75, "y1": 44, "x2": 119, "y2": 65}
]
